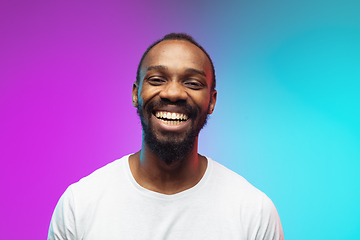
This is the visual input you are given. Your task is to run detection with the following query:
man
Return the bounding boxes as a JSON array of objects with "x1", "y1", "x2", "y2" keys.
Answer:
[{"x1": 48, "y1": 33, "x2": 284, "y2": 240}]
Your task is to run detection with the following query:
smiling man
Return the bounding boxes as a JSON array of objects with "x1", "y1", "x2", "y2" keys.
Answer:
[{"x1": 48, "y1": 33, "x2": 284, "y2": 240}]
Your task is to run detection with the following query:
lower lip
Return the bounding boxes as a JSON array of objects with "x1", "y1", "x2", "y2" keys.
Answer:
[{"x1": 153, "y1": 115, "x2": 191, "y2": 132}]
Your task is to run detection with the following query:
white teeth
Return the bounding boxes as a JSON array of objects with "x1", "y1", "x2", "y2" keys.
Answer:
[
  {"x1": 159, "y1": 119, "x2": 181, "y2": 125},
  {"x1": 154, "y1": 111, "x2": 188, "y2": 121}
]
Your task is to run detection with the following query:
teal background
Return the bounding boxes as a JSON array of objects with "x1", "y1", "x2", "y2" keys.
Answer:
[
  {"x1": 196, "y1": 1, "x2": 360, "y2": 239},
  {"x1": 0, "y1": 0, "x2": 359, "y2": 239}
]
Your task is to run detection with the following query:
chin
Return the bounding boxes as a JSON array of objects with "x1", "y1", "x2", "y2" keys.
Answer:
[{"x1": 144, "y1": 126, "x2": 197, "y2": 164}]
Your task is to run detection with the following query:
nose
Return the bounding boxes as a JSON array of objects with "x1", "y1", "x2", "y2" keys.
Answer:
[{"x1": 159, "y1": 81, "x2": 188, "y2": 102}]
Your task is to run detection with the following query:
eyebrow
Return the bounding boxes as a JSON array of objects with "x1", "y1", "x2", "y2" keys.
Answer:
[
  {"x1": 146, "y1": 65, "x2": 206, "y2": 77},
  {"x1": 184, "y1": 68, "x2": 206, "y2": 77},
  {"x1": 146, "y1": 65, "x2": 168, "y2": 71}
]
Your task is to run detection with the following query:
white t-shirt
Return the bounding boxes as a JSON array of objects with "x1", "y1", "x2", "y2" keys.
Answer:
[{"x1": 48, "y1": 155, "x2": 283, "y2": 240}]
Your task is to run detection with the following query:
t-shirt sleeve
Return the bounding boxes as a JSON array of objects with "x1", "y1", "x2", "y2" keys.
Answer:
[
  {"x1": 48, "y1": 186, "x2": 77, "y2": 240},
  {"x1": 255, "y1": 194, "x2": 284, "y2": 240}
]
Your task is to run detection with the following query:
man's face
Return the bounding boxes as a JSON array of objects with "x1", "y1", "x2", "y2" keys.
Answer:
[{"x1": 132, "y1": 40, "x2": 217, "y2": 163}]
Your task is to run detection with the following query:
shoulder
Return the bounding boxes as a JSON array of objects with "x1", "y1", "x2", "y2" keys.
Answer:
[
  {"x1": 72, "y1": 155, "x2": 129, "y2": 188},
  {"x1": 208, "y1": 158, "x2": 264, "y2": 198},
  {"x1": 59, "y1": 155, "x2": 131, "y2": 209},
  {"x1": 206, "y1": 158, "x2": 272, "y2": 217},
  {"x1": 206, "y1": 158, "x2": 284, "y2": 240},
  {"x1": 48, "y1": 155, "x2": 132, "y2": 239}
]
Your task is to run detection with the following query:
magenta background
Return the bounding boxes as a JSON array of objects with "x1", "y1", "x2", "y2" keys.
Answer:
[
  {"x1": 1, "y1": 1, "x2": 360, "y2": 239},
  {"x1": 1, "y1": 1, "x2": 147, "y2": 237},
  {"x1": 0, "y1": 1, "x2": 215, "y2": 238}
]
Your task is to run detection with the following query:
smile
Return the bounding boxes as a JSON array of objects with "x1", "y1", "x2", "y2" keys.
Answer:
[{"x1": 154, "y1": 111, "x2": 189, "y2": 125}]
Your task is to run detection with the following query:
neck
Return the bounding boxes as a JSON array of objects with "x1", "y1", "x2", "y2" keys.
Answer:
[{"x1": 129, "y1": 139, "x2": 207, "y2": 195}]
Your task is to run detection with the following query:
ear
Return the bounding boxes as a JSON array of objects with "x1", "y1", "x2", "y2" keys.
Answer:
[
  {"x1": 132, "y1": 82, "x2": 139, "y2": 108},
  {"x1": 208, "y1": 90, "x2": 217, "y2": 114}
]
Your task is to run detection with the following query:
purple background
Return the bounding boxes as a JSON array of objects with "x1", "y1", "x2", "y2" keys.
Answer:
[{"x1": 1, "y1": 1, "x2": 360, "y2": 239}]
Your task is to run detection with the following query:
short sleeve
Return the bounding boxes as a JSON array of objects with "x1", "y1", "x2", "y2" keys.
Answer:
[
  {"x1": 48, "y1": 186, "x2": 77, "y2": 240},
  {"x1": 255, "y1": 194, "x2": 284, "y2": 240}
]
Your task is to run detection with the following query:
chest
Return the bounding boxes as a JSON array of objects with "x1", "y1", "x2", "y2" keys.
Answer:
[{"x1": 78, "y1": 193, "x2": 247, "y2": 240}]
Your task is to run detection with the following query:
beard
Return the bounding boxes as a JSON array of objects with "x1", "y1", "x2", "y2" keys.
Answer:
[{"x1": 137, "y1": 99, "x2": 209, "y2": 164}]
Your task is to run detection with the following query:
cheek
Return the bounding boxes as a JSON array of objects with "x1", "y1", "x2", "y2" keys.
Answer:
[
  {"x1": 138, "y1": 89, "x2": 149, "y2": 109},
  {"x1": 139, "y1": 86, "x2": 160, "y2": 106},
  {"x1": 196, "y1": 95, "x2": 211, "y2": 111},
  {"x1": 138, "y1": 97, "x2": 145, "y2": 108}
]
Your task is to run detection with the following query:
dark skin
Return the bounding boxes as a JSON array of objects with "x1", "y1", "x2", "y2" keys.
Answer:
[{"x1": 130, "y1": 40, "x2": 217, "y2": 195}]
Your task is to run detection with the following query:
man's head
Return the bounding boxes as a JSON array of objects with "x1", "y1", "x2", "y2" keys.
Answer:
[
  {"x1": 136, "y1": 33, "x2": 216, "y2": 92},
  {"x1": 132, "y1": 33, "x2": 217, "y2": 164}
]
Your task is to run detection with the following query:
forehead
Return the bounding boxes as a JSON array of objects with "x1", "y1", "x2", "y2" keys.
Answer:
[{"x1": 140, "y1": 40, "x2": 212, "y2": 79}]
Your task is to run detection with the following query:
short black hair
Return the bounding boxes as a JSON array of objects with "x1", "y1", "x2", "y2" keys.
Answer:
[{"x1": 136, "y1": 33, "x2": 216, "y2": 91}]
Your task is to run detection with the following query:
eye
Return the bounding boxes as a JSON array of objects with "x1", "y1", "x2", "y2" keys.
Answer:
[
  {"x1": 147, "y1": 77, "x2": 166, "y2": 86},
  {"x1": 184, "y1": 79, "x2": 204, "y2": 90}
]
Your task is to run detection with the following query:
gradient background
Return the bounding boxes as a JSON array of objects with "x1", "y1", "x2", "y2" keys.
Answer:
[{"x1": 1, "y1": 0, "x2": 359, "y2": 239}]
